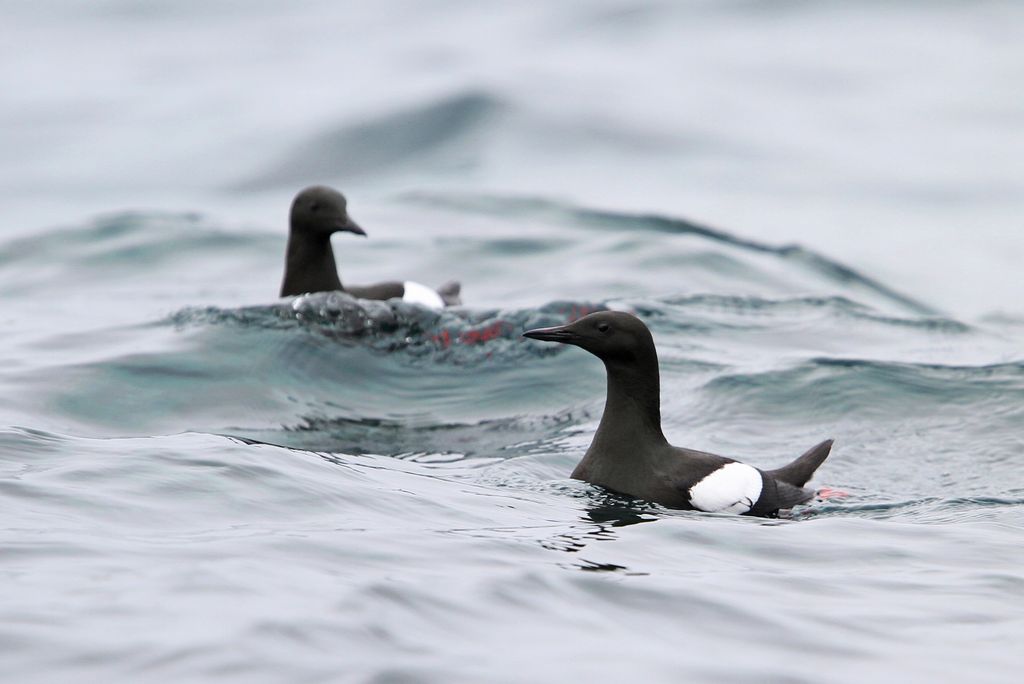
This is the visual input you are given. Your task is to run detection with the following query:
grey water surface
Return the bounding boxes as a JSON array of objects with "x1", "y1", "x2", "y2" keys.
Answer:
[{"x1": 2, "y1": 1, "x2": 1023, "y2": 683}]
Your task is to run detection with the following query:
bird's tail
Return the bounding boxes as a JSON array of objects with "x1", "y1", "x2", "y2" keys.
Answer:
[
  {"x1": 767, "y1": 439, "x2": 834, "y2": 487},
  {"x1": 436, "y1": 280, "x2": 461, "y2": 307}
]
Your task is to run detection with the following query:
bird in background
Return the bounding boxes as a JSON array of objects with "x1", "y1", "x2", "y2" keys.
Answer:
[{"x1": 280, "y1": 185, "x2": 460, "y2": 309}]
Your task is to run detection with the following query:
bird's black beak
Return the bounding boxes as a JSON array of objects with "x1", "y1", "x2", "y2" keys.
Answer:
[
  {"x1": 339, "y1": 217, "x2": 367, "y2": 237},
  {"x1": 523, "y1": 324, "x2": 577, "y2": 344}
]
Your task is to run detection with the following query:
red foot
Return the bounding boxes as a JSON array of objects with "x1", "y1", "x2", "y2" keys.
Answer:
[{"x1": 816, "y1": 487, "x2": 849, "y2": 500}]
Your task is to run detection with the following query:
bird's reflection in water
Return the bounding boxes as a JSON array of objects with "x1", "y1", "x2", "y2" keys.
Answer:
[{"x1": 542, "y1": 492, "x2": 660, "y2": 574}]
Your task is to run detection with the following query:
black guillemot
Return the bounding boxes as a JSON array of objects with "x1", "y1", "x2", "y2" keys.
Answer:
[
  {"x1": 523, "y1": 311, "x2": 833, "y2": 517},
  {"x1": 280, "y1": 185, "x2": 460, "y2": 308}
]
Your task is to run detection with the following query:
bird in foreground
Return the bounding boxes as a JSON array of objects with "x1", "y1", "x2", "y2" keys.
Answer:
[
  {"x1": 523, "y1": 311, "x2": 834, "y2": 517},
  {"x1": 279, "y1": 185, "x2": 461, "y2": 308}
]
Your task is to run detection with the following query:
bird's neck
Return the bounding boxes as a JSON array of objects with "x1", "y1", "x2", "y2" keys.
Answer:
[
  {"x1": 589, "y1": 354, "x2": 668, "y2": 457},
  {"x1": 280, "y1": 231, "x2": 343, "y2": 297}
]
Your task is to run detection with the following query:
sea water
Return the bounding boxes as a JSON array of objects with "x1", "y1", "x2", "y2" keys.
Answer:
[{"x1": 1, "y1": 2, "x2": 1022, "y2": 682}]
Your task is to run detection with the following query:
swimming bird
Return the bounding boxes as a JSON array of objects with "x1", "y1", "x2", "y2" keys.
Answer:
[
  {"x1": 523, "y1": 311, "x2": 833, "y2": 517},
  {"x1": 280, "y1": 185, "x2": 461, "y2": 308}
]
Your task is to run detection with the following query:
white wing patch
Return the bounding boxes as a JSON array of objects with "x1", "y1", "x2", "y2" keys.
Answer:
[
  {"x1": 688, "y1": 463, "x2": 763, "y2": 514},
  {"x1": 402, "y1": 281, "x2": 445, "y2": 310}
]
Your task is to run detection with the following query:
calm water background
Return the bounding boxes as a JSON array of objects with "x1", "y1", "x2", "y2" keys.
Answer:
[{"x1": 2, "y1": 1, "x2": 1023, "y2": 682}]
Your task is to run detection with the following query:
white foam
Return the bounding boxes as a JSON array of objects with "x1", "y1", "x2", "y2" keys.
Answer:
[
  {"x1": 687, "y1": 462, "x2": 763, "y2": 514},
  {"x1": 402, "y1": 281, "x2": 445, "y2": 310}
]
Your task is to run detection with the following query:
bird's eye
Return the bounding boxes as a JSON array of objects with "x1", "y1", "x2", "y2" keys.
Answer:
[
  {"x1": 310, "y1": 202, "x2": 320, "y2": 212},
  {"x1": 597, "y1": 323, "x2": 610, "y2": 333}
]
